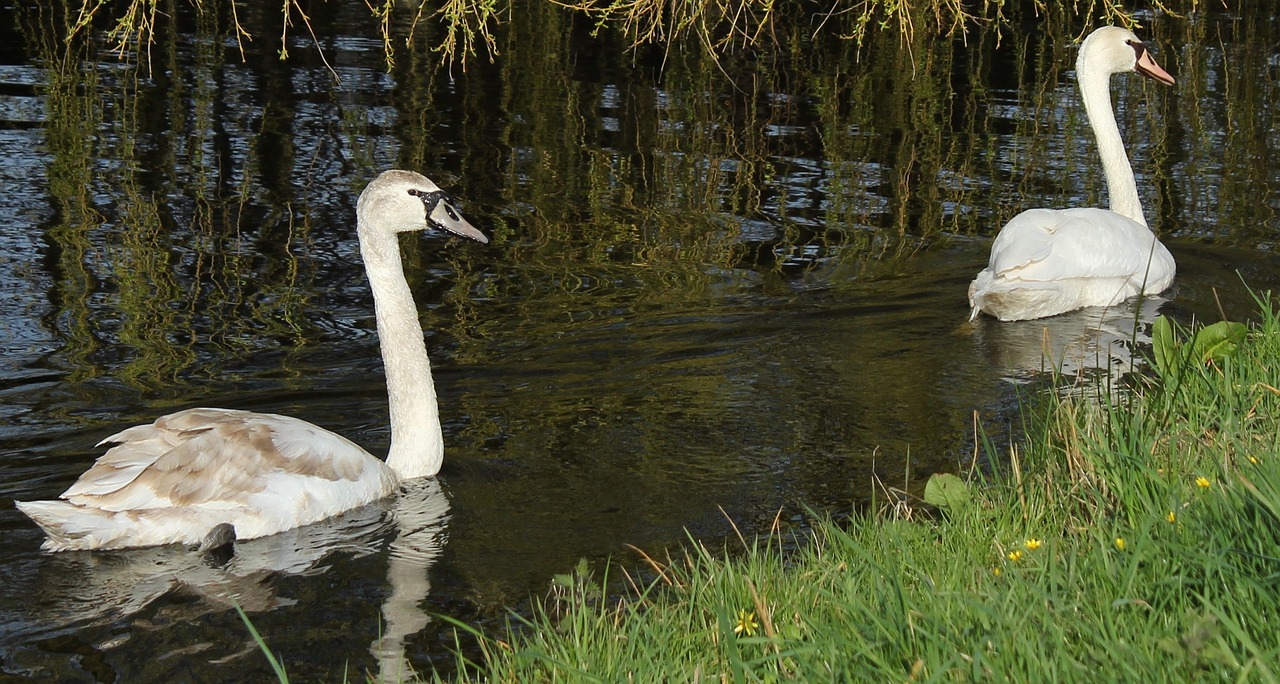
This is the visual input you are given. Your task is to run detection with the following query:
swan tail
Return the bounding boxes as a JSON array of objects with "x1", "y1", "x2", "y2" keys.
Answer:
[
  {"x1": 14, "y1": 499, "x2": 204, "y2": 551},
  {"x1": 970, "y1": 282, "x2": 1073, "y2": 322},
  {"x1": 968, "y1": 271, "x2": 1010, "y2": 321},
  {"x1": 14, "y1": 499, "x2": 124, "y2": 551}
]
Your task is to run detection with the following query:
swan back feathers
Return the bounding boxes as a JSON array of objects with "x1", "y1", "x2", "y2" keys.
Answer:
[{"x1": 65, "y1": 408, "x2": 379, "y2": 509}]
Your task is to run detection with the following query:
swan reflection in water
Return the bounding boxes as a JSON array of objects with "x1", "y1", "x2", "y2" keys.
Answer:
[
  {"x1": 371, "y1": 477, "x2": 452, "y2": 682},
  {"x1": 15, "y1": 477, "x2": 449, "y2": 682},
  {"x1": 971, "y1": 295, "x2": 1166, "y2": 386}
]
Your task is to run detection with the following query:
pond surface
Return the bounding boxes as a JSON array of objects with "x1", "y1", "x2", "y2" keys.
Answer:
[{"x1": 1, "y1": 1, "x2": 1279, "y2": 680}]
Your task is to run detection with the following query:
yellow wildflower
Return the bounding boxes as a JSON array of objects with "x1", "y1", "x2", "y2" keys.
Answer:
[
  {"x1": 1249, "y1": 456, "x2": 1260, "y2": 465},
  {"x1": 992, "y1": 567, "x2": 1002, "y2": 577},
  {"x1": 1114, "y1": 537, "x2": 1125, "y2": 551},
  {"x1": 1008, "y1": 550, "x2": 1023, "y2": 562},
  {"x1": 1195, "y1": 476, "x2": 1211, "y2": 489},
  {"x1": 1167, "y1": 511, "x2": 1177, "y2": 523},
  {"x1": 1024, "y1": 538, "x2": 1043, "y2": 551},
  {"x1": 733, "y1": 609, "x2": 758, "y2": 637}
]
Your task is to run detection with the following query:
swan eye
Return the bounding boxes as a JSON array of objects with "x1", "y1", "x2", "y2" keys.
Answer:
[
  {"x1": 408, "y1": 187, "x2": 442, "y2": 207},
  {"x1": 409, "y1": 188, "x2": 462, "y2": 228}
]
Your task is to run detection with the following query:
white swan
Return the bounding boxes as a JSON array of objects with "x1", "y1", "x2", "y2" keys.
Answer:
[
  {"x1": 968, "y1": 26, "x2": 1177, "y2": 322},
  {"x1": 16, "y1": 170, "x2": 487, "y2": 551}
]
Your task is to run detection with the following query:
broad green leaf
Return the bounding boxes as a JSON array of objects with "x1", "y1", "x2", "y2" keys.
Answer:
[
  {"x1": 923, "y1": 473, "x2": 970, "y2": 513},
  {"x1": 1190, "y1": 321, "x2": 1248, "y2": 365}
]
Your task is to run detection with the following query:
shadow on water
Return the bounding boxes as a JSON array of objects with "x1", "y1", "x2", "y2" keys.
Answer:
[{"x1": 1, "y1": 0, "x2": 1280, "y2": 679}]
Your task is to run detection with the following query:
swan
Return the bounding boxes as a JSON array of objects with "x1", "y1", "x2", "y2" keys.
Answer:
[
  {"x1": 16, "y1": 170, "x2": 487, "y2": 551},
  {"x1": 968, "y1": 26, "x2": 1177, "y2": 322}
]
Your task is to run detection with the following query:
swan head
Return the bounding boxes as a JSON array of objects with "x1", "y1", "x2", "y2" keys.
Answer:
[
  {"x1": 1078, "y1": 26, "x2": 1175, "y2": 86},
  {"x1": 357, "y1": 170, "x2": 489, "y2": 244}
]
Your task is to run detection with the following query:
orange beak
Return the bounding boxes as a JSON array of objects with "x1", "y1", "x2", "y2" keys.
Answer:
[{"x1": 1135, "y1": 45, "x2": 1175, "y2": 86}]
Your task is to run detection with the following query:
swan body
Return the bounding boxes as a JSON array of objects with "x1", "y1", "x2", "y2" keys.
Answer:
[
  {"x1": 16, "y1": 170, "x2": 487, "y2": 551},
  {"x1": 969, "y1": 26, "x2": 1177, "y2": 322}
]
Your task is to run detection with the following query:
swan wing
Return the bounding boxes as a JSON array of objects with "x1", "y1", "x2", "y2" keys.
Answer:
[
  {"x1": 988, "y1": 208, "x2": 1163, "y2": 283},
  {"x1": 61, "y1": 408, "x2": 383, "y2": 512}
]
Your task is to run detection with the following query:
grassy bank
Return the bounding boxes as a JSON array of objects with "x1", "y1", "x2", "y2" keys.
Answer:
[{"x1": 442, "y1": 299, "x2": 1280, "y2": 681}]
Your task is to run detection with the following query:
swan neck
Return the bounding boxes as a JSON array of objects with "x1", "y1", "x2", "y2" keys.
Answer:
[
  {"x1": 1078, "y1": 56, "x2": 1147, "y2": 227},
  {"x1": 358, "y1": 226, "x2": 444, "y2": 480}
]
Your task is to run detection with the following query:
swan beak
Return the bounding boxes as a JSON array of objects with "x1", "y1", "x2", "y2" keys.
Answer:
[
  {"x1": 426, "y1": 195, "x2": 490, "y2": 244},
  {"x1": 1134, "y1": 45, "x2": 1175, "y2": 86}
]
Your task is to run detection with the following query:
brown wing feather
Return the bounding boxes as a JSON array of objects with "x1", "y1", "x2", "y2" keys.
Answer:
[{"x1": 62, "y1": 408, "x2": 379, "y2": 512}]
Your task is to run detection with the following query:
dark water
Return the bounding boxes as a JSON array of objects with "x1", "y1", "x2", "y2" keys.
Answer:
[{"x1": 1, "y1": 1, "x2": 1279, "y2": 680}]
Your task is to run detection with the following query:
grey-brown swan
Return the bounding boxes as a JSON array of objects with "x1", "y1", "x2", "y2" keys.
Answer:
[{"x1": 17, "y1": 170, "x2": 486, "y2": 551}]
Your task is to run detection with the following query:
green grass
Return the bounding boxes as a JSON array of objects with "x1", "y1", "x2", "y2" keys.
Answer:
[
  {"x1": 444, "y1": 296, "x2": 1280, "y2": 682},
  {"x1": 233, "y1": 602, "x2": 291, "y2": 683}
]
